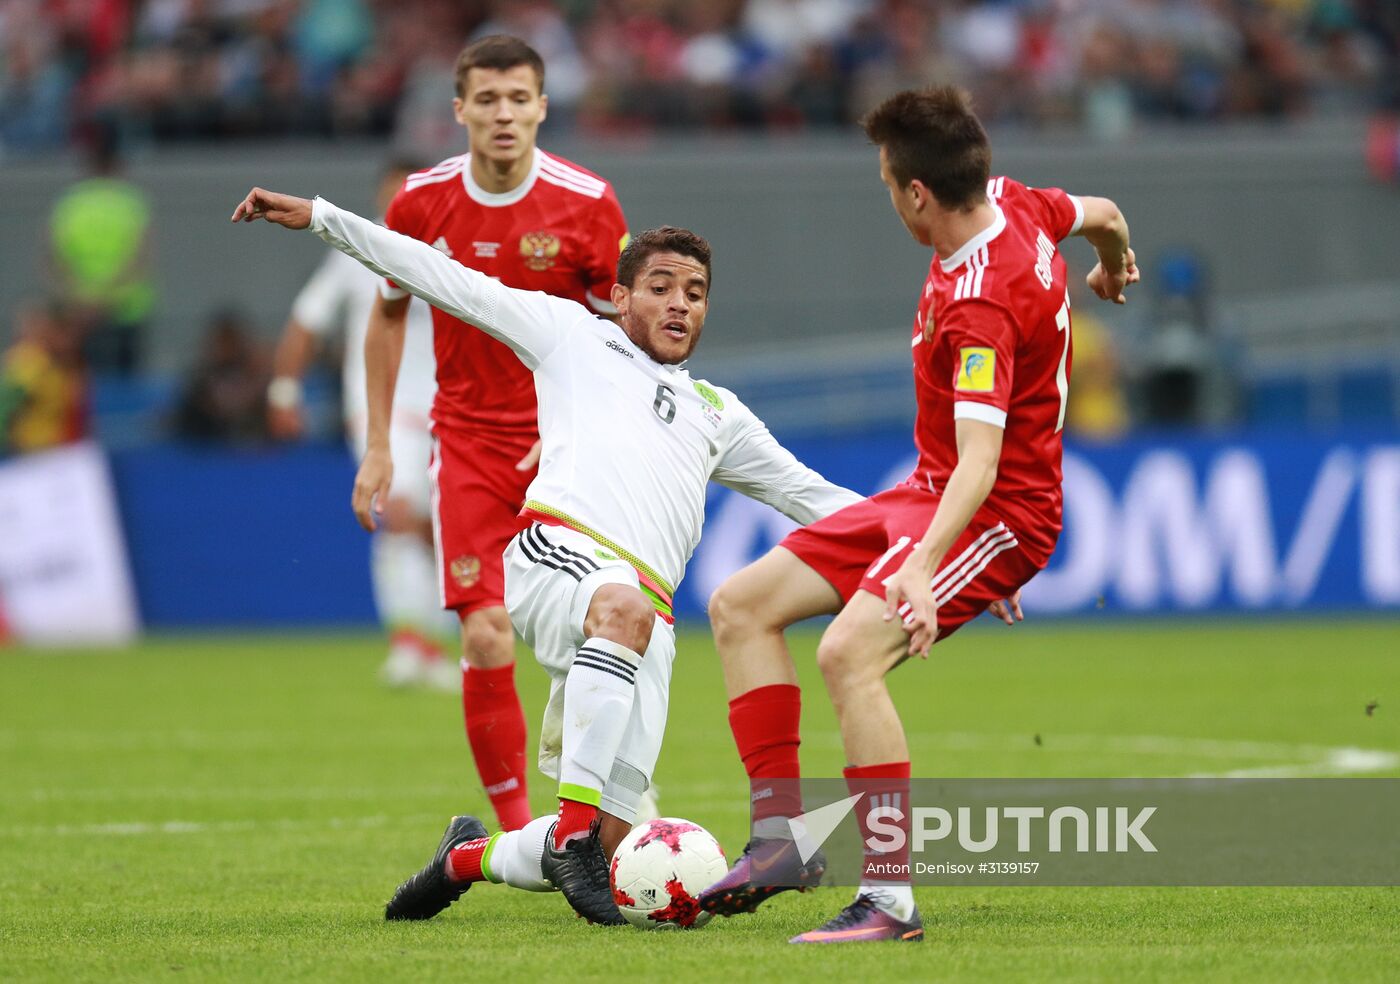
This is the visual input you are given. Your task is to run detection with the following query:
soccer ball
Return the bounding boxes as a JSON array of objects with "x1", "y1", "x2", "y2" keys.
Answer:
[{"x1": 609, "y1": 817, "x2": 727, "y2": 930}]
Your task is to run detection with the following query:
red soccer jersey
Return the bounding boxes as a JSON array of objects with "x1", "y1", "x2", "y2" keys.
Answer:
[
  {"x1": 383, "y1": 148, "x2": 629, "y2": 436},
  {"x1": 910, "y1": 175, "x2": 1084, "y2": 565}
]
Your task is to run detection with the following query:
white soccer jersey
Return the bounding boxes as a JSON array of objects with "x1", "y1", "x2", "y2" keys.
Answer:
[
  {"x1": 311, "y1": 198, "x2": 862, "y2": 614},
  {"x1": 290, "y1": 236, "x2": 437, "y2": 428}
]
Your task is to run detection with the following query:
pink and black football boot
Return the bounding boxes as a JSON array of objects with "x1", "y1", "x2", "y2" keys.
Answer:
[
  {"x1": 789, "y1": 893, "x2": 924, "y2": 944},
  {"x1": 697, "y1": 838, "x2": 826, "y2": 917}
]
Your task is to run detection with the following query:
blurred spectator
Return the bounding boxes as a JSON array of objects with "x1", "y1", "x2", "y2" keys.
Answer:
[
  {"x1": 1137, "y1": 249, "x2": 1240, "y2": 427},
  {"x1": 46, "y1": 127, "x2": 154, "y2": 376},
  {"x1": 0, "y1": 0, "x2": 1394, "y2": 149},
  {"x1": 172, "y1": 309, "x2": 270, "y2": 443},
  {"x1": 0, "y1": 301, "x2": 89, "y2": 457},
  {"x1": 474, "y1": 0, "x2": 589, "y2": 122},
  {"x1": 1063, "y1": 304, "x2": 1130, "y2": 441},
  {"x1": 0, "y1": 2, "x2": 78, "y2": 153},
  {"x1": 1359, "y1": 0, "x2": 1400, "y2": 181}
]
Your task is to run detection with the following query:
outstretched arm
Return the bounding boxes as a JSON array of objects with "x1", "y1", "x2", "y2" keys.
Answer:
[
  {"x1": 232, "y1": 188, "x2": 571, "y2": 369},
  {"x1": 1073, "y1": 196, "x2": 1140, "y2": 304},
  {"x1": 712, "y1": 404, "x2": 863, "y2": 524}
]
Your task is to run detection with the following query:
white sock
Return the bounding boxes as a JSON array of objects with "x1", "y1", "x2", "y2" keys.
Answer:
[
  {"x1": 861, "y1": 883, "x2": 917, "y2": 921},
  {"x1": 484, "y1": 815, "x2": 555, "y2": 892},
  {"x1": 372, "y1": 531, "x2": 445, "y2": 642},
  {"x1": 754, "y1": 816, "x2": 791, "y2": 840},
  {"x1": 558, "y1": 638, "x2": 642, "y2": 803}
]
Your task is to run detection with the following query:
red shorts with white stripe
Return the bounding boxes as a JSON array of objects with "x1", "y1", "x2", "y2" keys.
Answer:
[
  {"x1": 430, "y1": 425, "x2": 536, "y2": 614},
  {"x1": 779, "y1": 482, "x2": 1044, "y2": 642}
]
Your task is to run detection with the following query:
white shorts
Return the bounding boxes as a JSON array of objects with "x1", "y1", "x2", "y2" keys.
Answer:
[
  {"x1": 503, "y1": 522, "x2": 676, "y2": 823},
  {"x1": 348, "y1": 414, "x2": 433, "y2": 517}
]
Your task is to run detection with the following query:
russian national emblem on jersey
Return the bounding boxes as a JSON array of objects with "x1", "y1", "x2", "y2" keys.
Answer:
[
  {"x1": 520, "y1": 231, "x2": 561, "y2": 271},
  {"x1": 450, "y1": 555, "x2": 481, "y2": 588}
]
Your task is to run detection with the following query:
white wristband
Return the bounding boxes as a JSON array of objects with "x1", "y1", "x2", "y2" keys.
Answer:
[{"x1": 267, "y1": 376, "x2": 304, "y2": 409}]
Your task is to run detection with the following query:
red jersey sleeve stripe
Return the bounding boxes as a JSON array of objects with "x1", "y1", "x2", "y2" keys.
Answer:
[
  {"x1": 538, "y1": 152, "x2": 607, "y2": 193},
  {"x1": 538, "y1": 171, "x2": 605, "y2": 199},
  {"x1": 405, "y1": 156, "x2": 467, "y2": 190}
]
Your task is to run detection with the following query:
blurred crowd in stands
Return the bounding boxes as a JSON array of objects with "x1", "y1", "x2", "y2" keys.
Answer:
[
  {"x1": 2, "y1": 0, "x2": 1398, "y2": 154},
  {"x1": 2, "y1": 1, "x2": 1392, "y2": 454}
]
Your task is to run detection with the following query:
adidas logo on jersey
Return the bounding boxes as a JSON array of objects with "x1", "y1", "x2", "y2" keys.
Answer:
[
  {"x1": 605, "y1": 339, "x2": 635, "y2": 359},
  {"x1": 431, "y1": 236, "x2": 454, "y2": 257}
]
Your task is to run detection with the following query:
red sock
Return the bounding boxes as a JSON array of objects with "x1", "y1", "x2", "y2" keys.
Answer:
[
  {"x1": 844, "y1": 762, "x2": 912, "y2": 884},
  {"x1": 445, "y1": 835, "x2": 493, "y2": 883},
  {"x1": 462, "y1": 663, "x2": 531, "y2": 831},
  {"x1": 728, "y1": 684, "x2": 804, "y2": 821},
  {"x1": 554, "y1": 797, "x2": 598, "y2": 848}
]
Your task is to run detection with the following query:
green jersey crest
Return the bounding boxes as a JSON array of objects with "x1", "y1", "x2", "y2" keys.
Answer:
[{"x1": 693, "y1": 381, "x2": 724, "y2": 411}]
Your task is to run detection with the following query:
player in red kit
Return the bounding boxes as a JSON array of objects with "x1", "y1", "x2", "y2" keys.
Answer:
[
  {"x1": 699, "y1": 86, "x2": 1139, "y2": 942},
  {"x1": 352, "y1": 36, "x2": 629, "y2": 832}
]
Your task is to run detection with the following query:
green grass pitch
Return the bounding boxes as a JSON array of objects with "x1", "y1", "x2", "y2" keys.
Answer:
[{"x1": 2, "y1": 619, "x2": 1397, "y2": 982}]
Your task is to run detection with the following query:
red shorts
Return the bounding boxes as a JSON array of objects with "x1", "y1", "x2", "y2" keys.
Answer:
[
  {"x1": 780, "y1": 482, "x2": 1045, "y2": 642},
  {"x1": 430, "y1": 425, "x2": 536, "y2": 614}
]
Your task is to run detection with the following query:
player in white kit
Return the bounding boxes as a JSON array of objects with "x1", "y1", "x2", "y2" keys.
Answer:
[
  {"x1": 232, "y1": 186, "x2": 862, "y2": 926},
  {"x1": 266, "y1": 162, "x2": 458, "y2": 690}
]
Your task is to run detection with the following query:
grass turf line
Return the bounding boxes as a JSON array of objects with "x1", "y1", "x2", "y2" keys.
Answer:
[{"x1": 1, "y1": 620, "x2": 1397, "y2": 982}]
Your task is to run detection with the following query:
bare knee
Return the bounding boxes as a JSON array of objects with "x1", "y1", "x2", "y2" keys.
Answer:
[
  {"x1": 816, "y1": 620, "x2": 883, "y2": 693},
  {"x1": 815, "y1": 623, "x2": 853, "y2": 683},
  {"x1": 460, "y1": 607, "x2": 515, "y2": 668},
  {"x1": 584, "y1": 584, "x2": 654, "y2": 654},
  {"x1": 378, "y1": 496, "x2": 412, "y2": 533},
  {"x1": 708, "y1": 566, "x2": 800, "y2": 643},
  {"x1": 708, "y1": 576, "x2": 760, "y2": 644},
  {"x1": 379, "y1": 496, "x2": 433, "y2": 541}
]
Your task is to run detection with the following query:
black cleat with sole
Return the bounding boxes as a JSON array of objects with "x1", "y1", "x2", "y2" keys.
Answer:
[
  {"x1": 540, "y1": 822, "x2": 625, "y2": 925},
  {"x1": 384, "y1": 815, "x2": 488, "y2": 921}
]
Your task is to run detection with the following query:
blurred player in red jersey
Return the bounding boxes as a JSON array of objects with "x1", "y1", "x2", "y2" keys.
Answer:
[
  {"x1": 699, "y1": 86, "x2": 1139, "y2": 942},
  {"x1": 352, "y1": 36, "x2": 630, "y2": 832}
]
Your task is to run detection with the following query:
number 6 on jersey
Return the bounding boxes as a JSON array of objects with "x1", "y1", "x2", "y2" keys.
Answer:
[{"x1": 653, "y1": 383, "x2": 677, "y2": 424}]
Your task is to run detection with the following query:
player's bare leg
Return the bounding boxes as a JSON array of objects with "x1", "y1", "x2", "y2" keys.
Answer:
[
  {"x1": 700, "y1": 548, "x2": 841, "y2": 916},
  {"x1": 708, "y1": 547, "x2": 840, "y2": 698},
  {"x1": 597, "y1": 813, "x2": 631, "y2": 859},
  {"x1": 815, "y1": 589, "x2": 909, "y2": 765},
  {"x1": 791, "y1": 588, "x2": 922, "y2": 943},
  {"x1": 459, "y1": 605, "x2": 532, "y2": 830},
  {"x1": 539, "y1": 583, "x2": 656, "y2": 925}
]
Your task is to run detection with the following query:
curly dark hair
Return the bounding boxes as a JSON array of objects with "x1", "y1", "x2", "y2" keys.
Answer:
[{"x1": 616, "y1": 226, "x2": 712, "y2": 291}]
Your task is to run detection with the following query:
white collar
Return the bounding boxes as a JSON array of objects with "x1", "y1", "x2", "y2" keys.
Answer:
[
  {"x1": 462, "y1": 148, "x2": 540, "y2": 207},
  {"x1": 939, "y1": 203, "x2": 1006, "y2": 273}
]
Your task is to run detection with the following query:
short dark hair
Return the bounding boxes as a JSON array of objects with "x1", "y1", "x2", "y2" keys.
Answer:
[
  {"x1": 454, "y1": 35, "x2": 545, "y2": 98},
  {"x1": 616, "y1": 227, "x2": 713, "y2": 292},
  {"x1": 861, "y1": 86, "x2": 991, "y2": 209}
]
